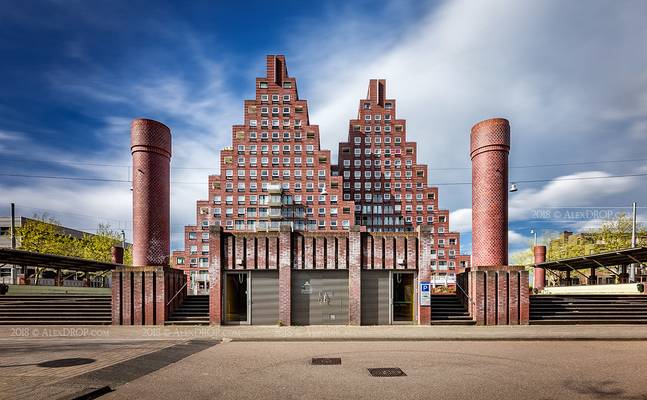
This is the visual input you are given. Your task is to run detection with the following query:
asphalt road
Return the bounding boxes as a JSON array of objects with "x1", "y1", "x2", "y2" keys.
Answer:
[{"x1": 103, "y1": 340, "x2": 647, "y2": 400}]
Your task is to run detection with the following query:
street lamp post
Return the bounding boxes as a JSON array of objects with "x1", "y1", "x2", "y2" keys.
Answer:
[{"x1": 630, "y1": 202, "x2": 637, "y2": 282}]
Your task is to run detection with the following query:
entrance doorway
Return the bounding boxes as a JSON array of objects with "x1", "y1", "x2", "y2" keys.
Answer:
[
  {"x1": 224, "y1": 272, "x2": 249, "y2": 324},
  {"x1": 392, "y1": 272, "x2": 414, "y2": 323}
]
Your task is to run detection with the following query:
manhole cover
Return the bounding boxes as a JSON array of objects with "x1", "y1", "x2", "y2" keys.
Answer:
[
  {"x1": 311, "y1": 357, "x2": 341, "y2": 365},
  {"x1": 368, "y1": 367, "x2": 406, "y2": 377},
  {"x1": 38, "y1": 358, "x2": 96, "y2": 368}
]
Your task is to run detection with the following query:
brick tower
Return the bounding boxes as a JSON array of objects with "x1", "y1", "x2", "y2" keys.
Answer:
[
  {"x1": 470, "y1": 118, "x2": 510, "y2": 268},
  {"x1": 533, "y1": 245, "x2": 546, "y2": 290},
  {"x1": 172, "y1": 56, "x2": 354, "y2": 285},
  {"x1": 337, "y1": 79, "x2": 470, "y2": 275},
  {"x1": 112, "y1": 118, "x2": 186, "y2": 326},
  {"x1": 131, "y1": 118, "x2": 172, "y2": 266},
  {"x1": 460, "y1": 117, "x2": 529, "y2": 325}
]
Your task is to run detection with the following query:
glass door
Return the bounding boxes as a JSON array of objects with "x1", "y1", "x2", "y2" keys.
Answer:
[
  {"x1": 392, "y1": 272, "x2": 414, "y2": 323},
  {"x1": 224, "y1": 272, "x2": 249, "y2": 324}
]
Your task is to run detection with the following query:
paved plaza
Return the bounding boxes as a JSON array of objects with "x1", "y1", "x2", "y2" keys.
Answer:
[
  {"x1": 105, "y1": 340, "x2": 647, "y2": 400},
  {"x1": 1, "y1": 325, "x2": 647, "y2": 399}
]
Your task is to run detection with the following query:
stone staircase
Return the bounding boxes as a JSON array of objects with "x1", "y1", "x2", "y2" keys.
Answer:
[
  {"x1": 165, "y1": 295, "x2": 210, "y2": 326},
  {"x1": 430, "y1": 295, "x2": 476, "y2": 325},
  {"x1": 0, "y1": 295, "x2": 111, "y2": 325},
  {"x1": 530, "y1": 295, "x2": 647, "y2": 324}
]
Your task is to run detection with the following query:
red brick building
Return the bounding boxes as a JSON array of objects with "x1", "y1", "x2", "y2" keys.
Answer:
[
  {"x1": 337, "y1": 79, "x2": 470, "y2": 286},
  {"x1": 172, "y1": 55, "x2": 355, "y2": 293},
  {"x1": 172, "y1": 55, "x2": 470, "y2": 316}
]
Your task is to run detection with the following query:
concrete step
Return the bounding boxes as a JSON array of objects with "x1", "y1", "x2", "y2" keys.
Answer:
[
  {"x1": 530, "y1": 315, "x2": 647, "y2": 320},
  {"x1": 0, "y1": 320, "x2": 111, "y2": 325},
  {"x1": 164, "y1": 320, "x2": 209, "y2": 326},
  {"x1": 431, "y1": 320, "x2": 476, "y2": 326},
  {"x1": 530, "y1": 319, "x2": 647, "y2": 325},
  {"x1": 531, "y1": 310, "x2": 647, "y2": 314},
  {"x1": 0, "y1": 311, "x2": 111, "y2": 316},
  {"x1": 166, "y1": 315, "x2": 210, "y2": 321},
  {"x1": 172, "y1": 312, "x2": 209, "y2": 317}
]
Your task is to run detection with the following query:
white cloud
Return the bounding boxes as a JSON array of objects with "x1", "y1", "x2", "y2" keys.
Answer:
[
  {"x1": 6, "y1": 46, "x2": 242, "y2": 248},
  {"x1": 5, "y1": 0, "x2": 647, "y2": 252},
  {"x1": 0, "y1": 129, "x2": 27, "y2": 153},
  {"x1": 449, "y1": 208, "x2": 471, "y2": 233},
  {"x1": 508, "y1": 230, "x2": 529, "y2": 246},
  {"x1": 509, "y1": 171, "x2": 637, "y2": 222},
  {"x1": 288, "y1": 0, "x2": 647, "y2": 213},
  {"x1": 1, "y1": 182, "x2": 132, "y2": 233}
]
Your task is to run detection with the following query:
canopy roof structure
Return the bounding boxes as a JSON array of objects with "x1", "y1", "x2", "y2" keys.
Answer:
[
  {"x1": 533, "y1": 247, "x2": 647, "y2": 272},
  {"x1": 0, "y1": 248, "x2": 121, "y2": 273}
]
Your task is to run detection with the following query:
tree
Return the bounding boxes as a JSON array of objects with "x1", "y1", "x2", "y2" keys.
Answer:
[
  {"x1": 16, "y1": 215, "x2": 132, "y2": 265},
  {"x1": 17, "y1": 214, "x2": 79, "y2": 257},
  {"x1": 79, "y1": 224, "x2": 132, "y2": 265},
  {"x1": 547, "y1": 213, "x2": 646, "y2": 260}
]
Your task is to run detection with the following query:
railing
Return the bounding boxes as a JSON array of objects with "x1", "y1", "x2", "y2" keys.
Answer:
[
  {"x1": 455, "y1": 273, "x2": 476, "y2": 311},
  {"x1": 166, "y1": 281, "x2": 188, "y2": 307}
]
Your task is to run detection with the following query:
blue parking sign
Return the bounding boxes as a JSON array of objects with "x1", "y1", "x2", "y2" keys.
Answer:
[{"x1": 420, "y1": 281, "x2": 430, "y2": 306}]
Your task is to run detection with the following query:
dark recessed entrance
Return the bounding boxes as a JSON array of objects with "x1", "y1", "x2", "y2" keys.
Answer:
[
  {"x1": 392, "y1": 272, "x2": 414, "y2": 322},
  {"x1": 225, "y1": 272, "x2": 248, "y2": 323}
]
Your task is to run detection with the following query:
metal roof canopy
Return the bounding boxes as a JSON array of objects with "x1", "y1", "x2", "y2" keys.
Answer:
[
  {"x1": 533, "y1": 247, "x2": 647, "y2": 272},
  {"x1": 0, "y1": 248, "x2": 121, "y2": 273}
]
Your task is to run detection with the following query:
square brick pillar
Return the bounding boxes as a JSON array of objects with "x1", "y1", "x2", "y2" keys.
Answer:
[
  {"x1": 519, "y1": 270, "x2": 530, "y2": 324},
  {"x1": 496, "y1": 272, "x2": 509, "y2": 325},
  {"x1": 111, "y1": 272, "x2": 122, "y2": 325},
  {"x1": 485, "y1": 272, "x2": 497, "y2": 325},
  {"x1": 417, "y1": 225, "x2": 433, "y2": 325},
  {"x1": 278, "y1": 226, "x2": 292, "y2": 326},
  {"x1": 209, "y1": 224, "x2": 223, "y2": 325},
  {"x1": 348, "y1": 226, "x2": 363, "y2": 326},
  {"x1": 470, "y1": 270, "x2": 486, "y2": 325},
  {"x1": 508, "y1": 270, "x2": 520, "y2": 325}
]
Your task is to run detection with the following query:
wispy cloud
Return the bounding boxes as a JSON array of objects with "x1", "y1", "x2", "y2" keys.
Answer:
[
  {"x1": 5, "y1": 38, "x2": 244, "y2": 247},
  {"x1": 3, "y1": 0, "x2": 647, "y2": 256}
]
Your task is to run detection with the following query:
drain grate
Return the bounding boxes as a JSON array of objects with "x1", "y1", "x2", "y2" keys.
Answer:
[
  {"x1": 311, "y1": 357, "x2": 341, "y2": 365},
  {"x1": 368, "y1": 367, "x2": 406, "y2": 377}
]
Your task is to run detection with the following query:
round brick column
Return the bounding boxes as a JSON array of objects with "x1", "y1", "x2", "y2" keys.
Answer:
[
  {"x1": 131, "y1": 119, "x2": 171, "y2": 267},
  {"x1": 111, "y1": 246, "x2": 124, "y2": 264},
  {"x1": 470, "y1": 118, "x2": 510, "y2": 268},
  {"x1": 533, "y1": 245, "x2": 546, "y2": 290}
]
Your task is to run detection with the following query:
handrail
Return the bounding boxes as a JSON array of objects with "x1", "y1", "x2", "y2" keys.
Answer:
[
  {"x1": 166, "y1": 281, "x2": 188, "y2": 306},
  {"x1": 455, "y1": 280, "x2": 476, "y2": 307}
]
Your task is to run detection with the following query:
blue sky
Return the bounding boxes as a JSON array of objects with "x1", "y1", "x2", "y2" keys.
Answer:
[{"x1": 1, "y1": 0, "x2": 647, "y2": 258}]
